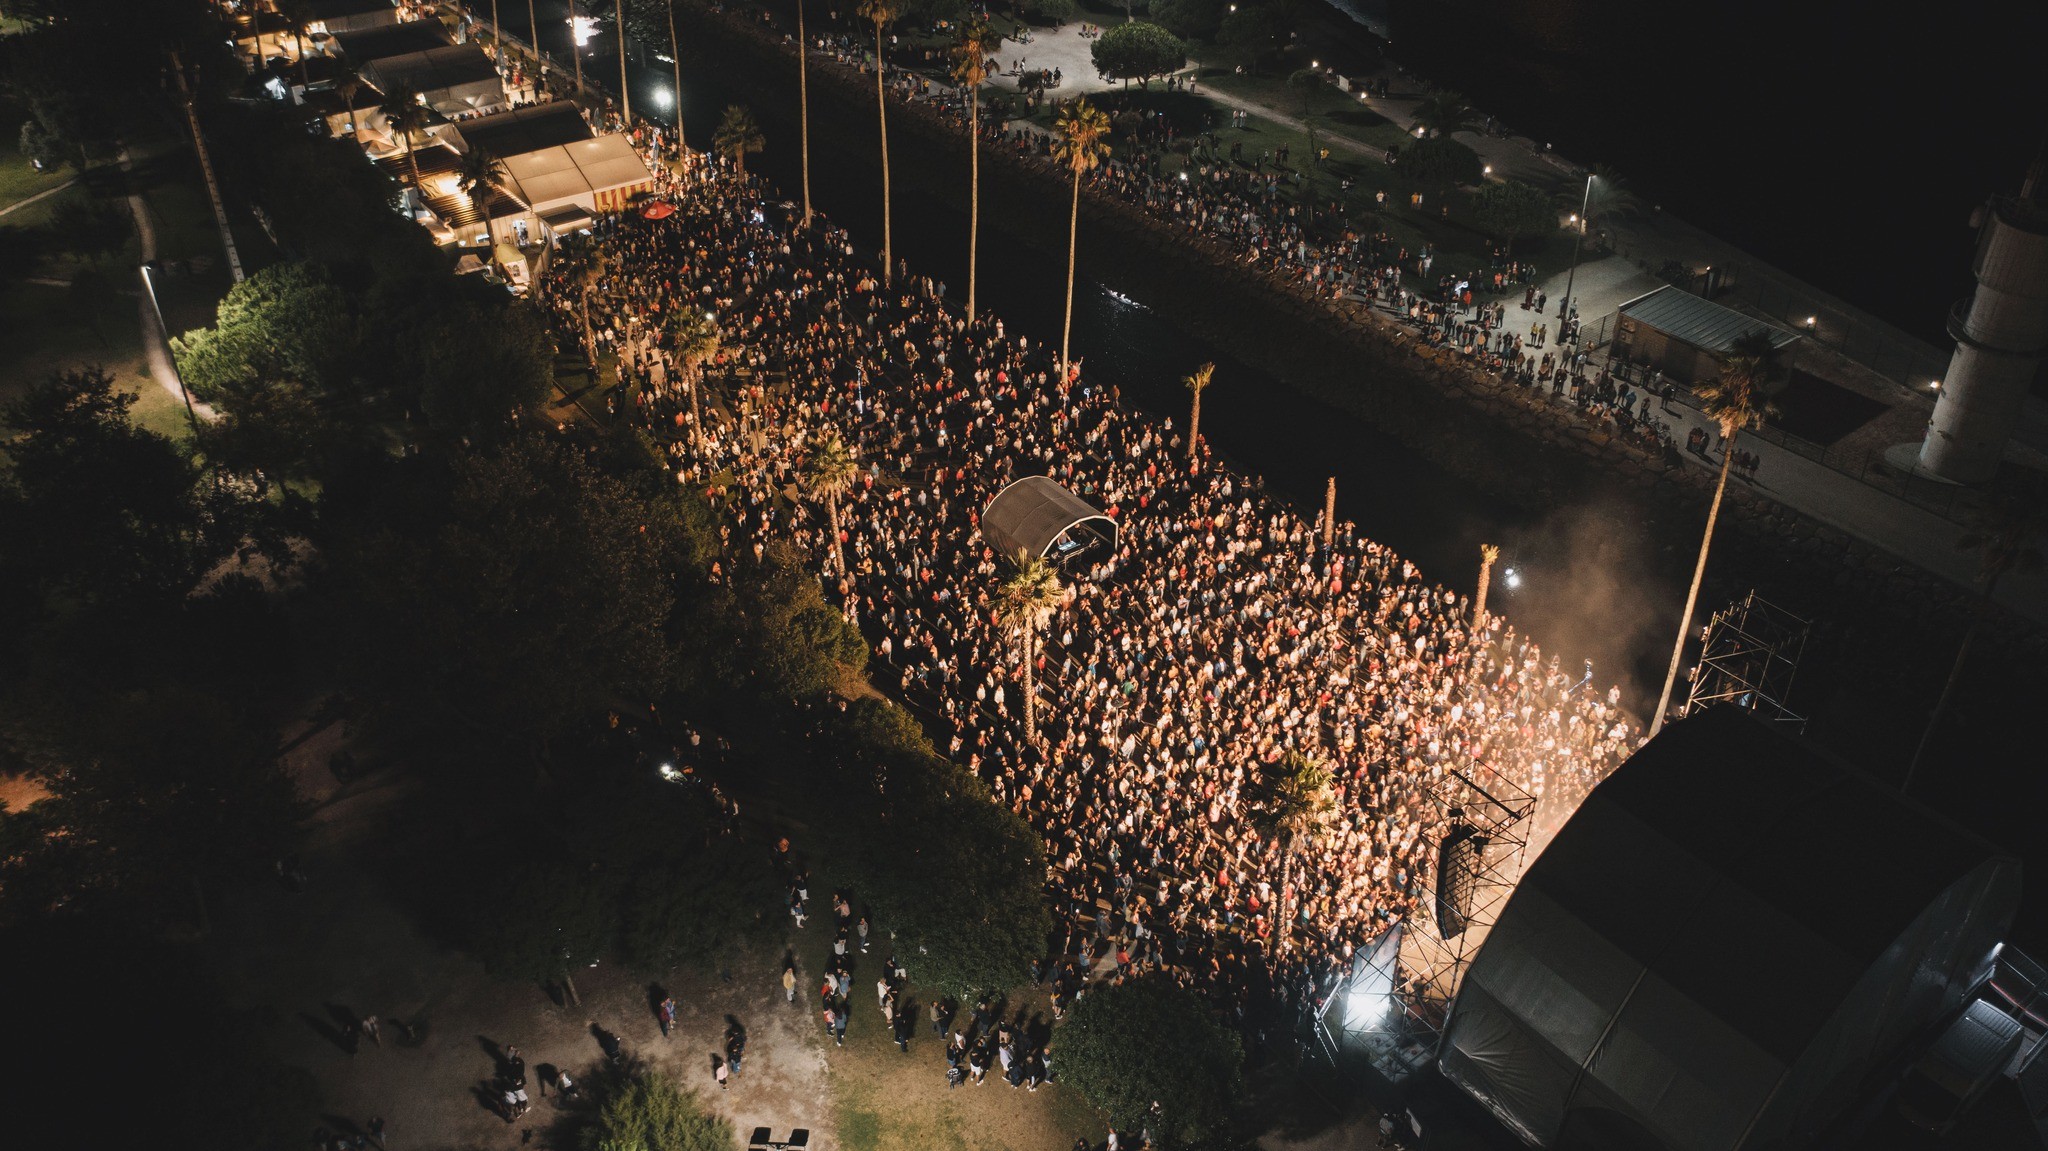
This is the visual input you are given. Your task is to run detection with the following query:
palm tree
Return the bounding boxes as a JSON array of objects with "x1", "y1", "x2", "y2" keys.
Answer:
[
  {"x1": 1183, "y1": 361, "x2": 1214, "y2": 462},
  {"x1": 1566, "y1": 163, "x2": 1642, "y2": 231},
  {"x1": 615, "y1": 0, "x2": 629, "y2": 123},
  {"x1": 795, "y1": 0, "x2": 812, "y2": 223},
  {"x1": 1473, "y1": 543, "x2": 1500, "y2": 625},
  {"x1": 1413, "y1": 89, "x2": 1477, "y2": 139},
  {"x1": 713, "y1": 104, "x2": 765, "y2": 175},
  {"x1": 666, "y1": 0, "x2": 687, "y2": 145},
  {"x1": 558, "y1": 239, "x2": 606, "y2": 362},
  {"x1": 801, "y1": 430, "x2": 859, "y2": 575},
  {"x1": 992, "y1": 549, "x2": 1064, "y2": 745},
  {"x1": 951, "y1": 19, "x2": 1000, "y2": 321},
  {"x1": 856, "y1": 0, "x2": 904, "y2": 285},
  {"x1": 333, "y1": 59, "x2": 364, "y2": 143},
  {"x1": 1902, "y1": 491, "x2": 2044, "y2": 791},
  {"x1": 1054, "y1": 98, "x2": 1111, "y2": 383},
  {"x1": 670, "y1": 309, "x2": 721, "y2": 448},
  {"x1": 279, "y1": 0, "x2": 313, "y2": 92},
  {"x1": 456, "y1": 146, "x2": 508, "y2": 247},
  {"x1": 1257, "y1": 750, "x2": 1335, "y2": 950},
  {"x1": 527, "y1": 0, "x2": 540, "y2": 74},
  {"x1": 1651, "y1": 332, "x2": 1781, "y2": 734},
  {"x1": 382, "y1": 84, "x2": 430, "y2": 194}
]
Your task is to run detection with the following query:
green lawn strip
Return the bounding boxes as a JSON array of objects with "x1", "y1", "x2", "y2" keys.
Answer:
[{"x1": 0, "y1": 280, "x2": 186, "y2": 440}]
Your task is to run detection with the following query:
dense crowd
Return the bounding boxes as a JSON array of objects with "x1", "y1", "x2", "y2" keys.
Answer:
[{"x1": 537, "y1": 128, "x2": 1640, "y2": 1045}]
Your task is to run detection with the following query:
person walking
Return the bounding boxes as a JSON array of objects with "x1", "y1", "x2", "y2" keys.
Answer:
[
  {"x1": 659, "y1": 996, "x2": 677, "y2": 1038},
  {"x1": 782, "y1": 966, "x2": 798, "y2": 1003},
  {"x1": 715, "y1": 1055, "x2": 729, "y2": 1091}
]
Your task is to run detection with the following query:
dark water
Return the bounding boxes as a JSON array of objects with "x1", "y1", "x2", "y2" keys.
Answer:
[{"x1": 1383, "y1": 0, "x2": 2048, "y2": 347}]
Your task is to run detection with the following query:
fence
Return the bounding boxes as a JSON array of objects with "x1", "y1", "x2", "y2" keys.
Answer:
[{"x1": 1715, "y1": 272, "x2": 1950, "y2": 394}]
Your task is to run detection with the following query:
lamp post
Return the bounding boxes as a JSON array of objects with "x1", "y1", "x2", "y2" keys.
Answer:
[
  {"x1": 139, "y1": 263, "x2": 202, "y2": 439},
  {"x1": 1559, "y1": 172, "x2": 1593, "y2": 325}
]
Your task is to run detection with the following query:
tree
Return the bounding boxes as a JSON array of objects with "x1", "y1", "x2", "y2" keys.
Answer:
[
  {"x1": 794, "y1": 0, "x2": 812, "y2": 224},
  {"x1": 1215, "y1": 0, "x2": 1294, "y2": 74},
  {"x1": 455, "y1": 146, "x2": 509, "y2": 247},
  {"x1": 382, "y1": 83, "x2": 430, "y2": 193},
  {"x1": 366, "y1": 275, "x2": 558, "y2": 436},
  {"x1": 1059, "y1": 975, "x2": 1244, "y2": 1146},
  {"x1": 1396, "y1": 134, "x2": 1482, "y2": 193},
  {"x1": 800, "y1": 429, "x2": 859, "y2": 575},
  {"x1": 1903, "y1": 488, "x2": 2045, "y2": 790},
  {"x1": 1024, "y1": 0, "x2": 1078, "y2": 22},
  {"x1": 18, "y1": 118, "x2": 63, "y2": 170},
  {"x1": 1054, "y1": 98, "x2": 1110, "y2": 382},
  {"x1": 1183, "y1": 361, "x2": 1213, "y2": 462},
  {"x1": 1090, "y1": 21, "x2": 1184, "y2": 89},
  {"x1": 857, "y1": 0, "x2": 904, "y2": 286},
  {"x1": 171, "y1": 261, "x2": 354, "y2": 404},
  {"x1": 951, "y1": 19, "x2": 1001, "y2": 322},
  {"x1": 1651, "y1": 332, "x2": 1781, "y2": 733},
  {"x1": 992, "y1": 549, "x2": 1062, "y2": 744},
  {"x1": 1287, "y1": 68, "x2": 1325, "y2": 169},
  {"x1": 1255, "y1": 750, "x2": 1334, "y2": 948},
  {"x1": 1567, "y1": 163, "x2": 1642, "y2": 231},
  {"x1": 1149, "y1": 0, "x2": 1226, "y2": 40},
  {"x1": 712, "y1": 104, "x2": 765, "y2": 175},
  {"x1": 582, "y1": 1071, "x2": 734, "y2": 1151},
  {"x1": 1472, "y1": 179, "x2": 1556, "y2": 258},
  {"x1": 730, "y1": 541, "x2": 869, "y2": 698},
  {"x1": 324, "y1": 436, "x2": 705, "y2": 748},
  {"x1": 332, "y1": 59, "x2": 365, "y2": 143},
  {"x1": 670, "y1": 308, "x2": 721, "y2": 448},
  {"x1": 1412, "y1": 89, "x2": 1478, "y2": 138}
]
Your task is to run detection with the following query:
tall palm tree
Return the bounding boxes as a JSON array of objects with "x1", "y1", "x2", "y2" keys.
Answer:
[
  {"x1": 670, "y1": 309, "x2": 721, "y2": 448},
  {"x1": 667, "y1": 0, "x2": 686, "y2": 145},
  {"x1": 382, "y1": 84, "x2": 430, "y2": 194},
  {"x1": 993, "y1": 548, "x2": 1063, "y2": 745},
  {"x1": 951, "y1": 19, "x2": 1000, "y2": 321},
  {"x1": 527, "y1": 0, "x2": 540, "y2": 76},
  {"x1": 1903, "y1": 491, "x2": 2044, "y2": 791},
  {"x1": 1054, "y1": 98, "x2": 1111, "y2": 383},
  {"x1": 713, "y1": 104, "x2": 765, "y2": 175},
  {"x1": 615, "y1": 0, "x2": 629, "y2": 123},
  {"x1": 1257, "y1": 750, "x2": 1335, "y2": 950},
  {"x1": 1651, "y1": 332, "x2": 1781, "y2": 734},
  {"x1": 795, "y1": 0, "x2": 812, "y2": 224},
  {"x1": 1412, "y1": 89, "x2": 1477, "y2": 139},
  {"x1": 856, "y1": 0, "x2": 904, "y2": 285},
  {"x1": 279, "y1": 0, "x2": 313, "y2": 92},
  {"x1": 456, "y1": 146, "x2": 508, "y2": 247},
  {"x1": 801, "y1": 430, "x2": 859, "y2": 575},
  {"x1": 1183, "y1": 361, "x2": 1213, "y2": 462},
  {"x1": 1473, "y1": 543, "x2": 1500, "y2": 624},
  {"x1": 333, "y1": 59, "x2": 364, "y2": 143}
]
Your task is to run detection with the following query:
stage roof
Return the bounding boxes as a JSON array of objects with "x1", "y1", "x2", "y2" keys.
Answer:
[
  {"x1": 1438, "y1": 707, "x2": 2018, "y2": 1151},
  {"x1": 451, "y1": 103, "x2": 593, "y2": 159},
  {"x1": 980, "y1": 476, "x2": 1116, "y2": 560}
]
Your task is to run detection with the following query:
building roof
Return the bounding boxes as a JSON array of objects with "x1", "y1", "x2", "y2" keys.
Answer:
[
  {"x1": 499, "y1": 134, "x2": 654, "y2": 210},
  {"x1": 1617, "y1": 284, "x2": 1803, "y2": 354},
  {"x1": 451, "y1": 103, "x2": 594, "y2": 160},
  {"x1": 303, "y1": 0, "x2": 399, "y2": 19},
  {"x1": 979, "y1": 476, "x2": 1117, "y2": 560},
  {"x1": 332, "y1": 21, "x2": 451, "y2": 63},
  {"x1": 360, "y1": 44, "x2": 499, "y2": 104},
  {"x1": 1437, "y1": 707, "x2": 2019, "y2": 1151}
]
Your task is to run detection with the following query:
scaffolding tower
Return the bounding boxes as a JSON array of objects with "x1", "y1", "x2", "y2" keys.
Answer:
[
  {"x1": 1315, "y1": 758, "x2": 1534, "y2": 1082},
  {"x1": 1681, "y1": 592, "x2": 1812, "y2": 732}
]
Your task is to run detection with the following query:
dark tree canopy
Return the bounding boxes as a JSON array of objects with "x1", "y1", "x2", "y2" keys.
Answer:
[
  {"x1": 1473, "y1": 179, "x2": 1558, "y2": 254},
  {"x1": 1397, "y1": 134, "x2": 1484, "y2": 191},
  {"x1": 1059, "y1": 975, "x2": 1244, "y2": 1145},
  {"x1": 1091, "y1": 21, "x2": 1186, "y2": 88}
]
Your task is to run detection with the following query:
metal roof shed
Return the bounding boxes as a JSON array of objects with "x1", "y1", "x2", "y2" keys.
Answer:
[{"x1": 1611, "y1": 285, "x2": 1802, "y2": 386}]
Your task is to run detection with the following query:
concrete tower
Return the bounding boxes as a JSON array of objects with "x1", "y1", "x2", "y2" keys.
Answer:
[{"x1": 1917, "y1": 161, "x2": 2048, "y2": 482}]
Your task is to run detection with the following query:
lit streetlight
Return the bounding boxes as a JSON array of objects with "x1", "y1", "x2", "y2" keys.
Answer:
[
  {"x1": 1559, "y1": 171, "x2": 1596, "y2": 328},
  {"x1": 139, "y1": 262, "x2": 202, "y2": 438}
]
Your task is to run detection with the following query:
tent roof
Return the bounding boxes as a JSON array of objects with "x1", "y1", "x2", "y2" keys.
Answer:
[
  {"x1": 332, "y1": 21, "x2": 450, "y2": 63},
  {"x1": 499, "y1": 134, "x2": 652, "y2": 210},
  {"x1": 361, "y1": 44, "x2": 498, "y2": 103},
  {"x1": 304, "y1": 0, "x2": 398, "y2": 18},
  {"x1": 1617, "y1": 285, "x2": 1803, "y2": 354},
  {"x1": 980, "y1": 476, "x2": 1116, "y2": 559},
  {"x1": 1438, "y1": 708, "x2": 2019, "y2": 1151},
  {"x1": 451, "y1": 103, "x2": 592, "y2": 159}
]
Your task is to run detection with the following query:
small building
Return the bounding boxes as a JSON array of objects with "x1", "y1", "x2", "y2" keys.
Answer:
[
  {"x1": 979, "y1": 476, "x2": 1118, "y2": 566},
  {"x1": 495, "y1": 135, "x2": 657, "y2": 242},
  {"x1": 1610, "y1": 284, "x2": 1802, "y2": 387},
  {"x1": 301, "y1": 0, "x2": 401, "y2": 36},
  {"x1": 448, "y1": 102, "x2": 593, "y2": 159},
  {"x1": 360, "y1": 44, "x2": 505, "y2": 118},
  {"x1": 331, "y1": 21, "x2": 451, "y2": 64}
]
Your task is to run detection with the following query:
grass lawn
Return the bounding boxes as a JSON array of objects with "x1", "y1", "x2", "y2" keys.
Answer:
[
  {"x1": 0, "y1": 98, "x2": 74, "y2": 210},
  {"x1": 0, "y1": 280, "x2": 191, "y2": 440}
]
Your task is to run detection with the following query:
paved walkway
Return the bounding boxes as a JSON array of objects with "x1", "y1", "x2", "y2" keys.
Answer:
[
  {"x1": 119, "y1": 147, "x2": 217, "y2": 426},
  {"x1": 0, "y1": 174, "x2": 78, "y2": 218}
]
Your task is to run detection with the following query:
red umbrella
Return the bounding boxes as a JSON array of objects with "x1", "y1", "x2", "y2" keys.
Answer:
[{"x1": 640, "y1": 201, "x2": 676, "y2": 220}]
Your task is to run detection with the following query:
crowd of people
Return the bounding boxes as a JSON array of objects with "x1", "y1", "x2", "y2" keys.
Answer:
[{"x1": 536, "y1": 106, "x2": 1641, "y2": 1050}]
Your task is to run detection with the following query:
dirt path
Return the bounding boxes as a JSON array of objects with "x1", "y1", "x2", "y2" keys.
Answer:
[{"x1": 0, "y1": 174, "x2": 78, "y2": 218}]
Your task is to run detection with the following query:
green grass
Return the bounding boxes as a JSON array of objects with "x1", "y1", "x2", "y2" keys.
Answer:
[{"x1": 0, "y1": 280, "x2": 190, "y2": 441}]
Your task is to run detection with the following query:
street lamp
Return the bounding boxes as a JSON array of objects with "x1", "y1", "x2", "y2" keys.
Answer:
[
  {"x1": 1559, "y1": 171, "x2": 1595, "y2": 326},
  {"x1": 139, "y1": 262, "x2": 202, "y2": 439}
]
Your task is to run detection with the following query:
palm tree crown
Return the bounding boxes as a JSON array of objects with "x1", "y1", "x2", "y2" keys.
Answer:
[
  {"x1": 381, "y1": 83, "x2": 430, "y2": 191},
  {"x1": 1183, "y1": 361, "x2": 1214, "y2": 462},
  {"x1": 713, "y1": 104, "x2": 766, "y2": 175},
  {"x1": 1413, "y1": 89, "x2": 1477, "y2": 138},
  {"x1": 951, "y1": 18, "x2": 998, "y2": 88},
  {"x1": 455, "y1": 146, "x2": 508, "y2": 241},
  {"x1": 993, "y1": 548, "x2": 1064, "y2": 743},
  {"x1": 802, "y1": 429, "x2": 860, "y2": 572},
  {"x1": 1698, "y1": 331, "x2": 1782, "y2": 440},
  {"x1": 1054, "y1": 98, "x2": 1112, "y2": 176}
]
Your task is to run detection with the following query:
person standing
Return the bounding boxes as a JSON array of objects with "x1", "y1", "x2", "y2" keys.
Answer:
[
  {"x1": 361, "y1": 1016, "x2": 381, "y2": 1047},
  {"x1": 715, "y1": 1056, "x2": 729, "y2": 1091},
  {"x1": 659, "y1": 996, "x2": 677, "y2": 1038},
  {"x1": 782, "y1": 966, "x2": 798, "y2": 1003}
]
